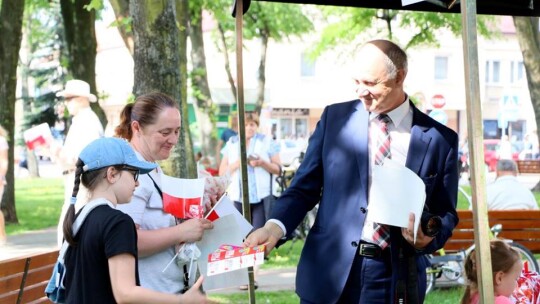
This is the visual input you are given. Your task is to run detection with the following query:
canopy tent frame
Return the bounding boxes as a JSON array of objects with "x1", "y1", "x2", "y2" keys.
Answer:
[{"x1": 232, "y1": 0, "x2": 539, "y2": 302}]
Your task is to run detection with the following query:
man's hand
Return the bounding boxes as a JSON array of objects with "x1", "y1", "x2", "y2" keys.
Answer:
[
  {"x1": 401, "y1": 213, "x2": 434, "y2": 250},
  {"x1": 244, "y1": 222, "x2": 283, "y2": 256}
]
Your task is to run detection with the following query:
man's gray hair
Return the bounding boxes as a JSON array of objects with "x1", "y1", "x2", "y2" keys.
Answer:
[
  {"x1": 366, "y1": 39, "x2": 408, "y2": 80},
  {"x1": 497, "y1": 159, "x2": 518, "y2": 173}
]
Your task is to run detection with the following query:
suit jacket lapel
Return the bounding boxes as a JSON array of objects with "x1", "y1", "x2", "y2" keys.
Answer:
[
  {"x1": 406, "y1": 106, "x2": 432, "y2": 174},
  {"x1": 352, "y1": 101, "x2": 369, "y2": 188}
]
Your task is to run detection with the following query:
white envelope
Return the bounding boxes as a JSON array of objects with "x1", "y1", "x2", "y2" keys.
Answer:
[{"x1": 367, "y1": 159, "x2": 426, "y2": 242}]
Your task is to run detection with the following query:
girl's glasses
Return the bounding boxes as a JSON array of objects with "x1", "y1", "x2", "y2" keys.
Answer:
[{"x1": 121, "y1": 167, "x2": 140, "y2": 181}]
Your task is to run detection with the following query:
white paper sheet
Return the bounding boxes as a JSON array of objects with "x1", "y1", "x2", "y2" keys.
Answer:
[
  {"x1": 367, "y1": 159, "x2": 426, "y2": 242},
  {"x1": 196, "y1": 215, "x2": 249, "y2": 291},
  {"x1": 401, "y1": 0, "x2": 425, "y2": 5}
]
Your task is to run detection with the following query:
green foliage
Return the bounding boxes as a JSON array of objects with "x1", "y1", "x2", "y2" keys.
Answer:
[
  {"x1": 309, "y1": 7, "x2": 496, "y2": 59},
  {"x1": 84, "y1": 0, "x2": 104, "y2": 12},
  {"x1": 21, "y1": 0, "x2": 67, "y2": 135},
  {"x1": 6, "y1": 177, "x2": 63, "y2": 234},
  {"x1": 243, "y1": 2, "x2": 314, "y2": 41},
  {"x1": 109, "y1": 15, "x2": 132, "y2": 34}
]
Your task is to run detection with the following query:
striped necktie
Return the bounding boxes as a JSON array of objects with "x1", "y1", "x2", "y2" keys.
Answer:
[{"x1": 372, "y1": 114, "x2": 392, "y2": 249}]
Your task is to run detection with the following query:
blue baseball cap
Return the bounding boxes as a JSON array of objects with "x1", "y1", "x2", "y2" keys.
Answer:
[{"x1": 79, "y1": 137, "x2": 157, "y2": 174}]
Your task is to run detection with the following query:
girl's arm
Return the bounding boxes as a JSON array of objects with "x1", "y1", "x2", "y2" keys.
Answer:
[{"x1": 108, "y1": 253, "x2": 209, "y2": 304}]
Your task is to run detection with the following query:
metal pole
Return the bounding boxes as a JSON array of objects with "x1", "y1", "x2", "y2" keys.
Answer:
[
  {"x1": 235, "y1": 1, "x2": 256, "y2": 303},
  {"x1": 460, "y1": 0, "x2": 494, "y2": 302}
]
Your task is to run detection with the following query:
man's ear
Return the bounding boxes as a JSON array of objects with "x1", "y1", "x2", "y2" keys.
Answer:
[{"x1": 395, "y1": 69, "x2": 406, "y2": 86}]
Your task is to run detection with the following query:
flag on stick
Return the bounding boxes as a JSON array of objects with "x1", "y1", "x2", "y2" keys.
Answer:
[
  {"x1": 23, "y1": 123, "x2": 53, "y2": 150},
  {"x1": 161, "y1": 174, "x2": 205, "y2": 219}
]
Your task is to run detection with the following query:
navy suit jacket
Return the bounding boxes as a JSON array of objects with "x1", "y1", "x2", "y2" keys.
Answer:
[{"x1": 271, "y1": 99, "x2": 459, "y2": 303}]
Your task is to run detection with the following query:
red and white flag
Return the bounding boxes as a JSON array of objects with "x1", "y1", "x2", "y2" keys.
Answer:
[
  {"x1": 23, "y1": 123, "x2": 53, "y2": 150},
  {"x1": 161, "y1": 174, "x2": 205, "y2": 219},
  {"x1": 206, "y1": 195, "x2": 253, "y2": 237}
]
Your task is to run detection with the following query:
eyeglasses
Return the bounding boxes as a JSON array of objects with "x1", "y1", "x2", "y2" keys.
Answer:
[{"x1": 121, "y1": 166, "x2": 140, "y2": 182}]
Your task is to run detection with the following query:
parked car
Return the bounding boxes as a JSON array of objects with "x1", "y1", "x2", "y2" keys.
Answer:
[{"x1": 483, "y1": 139, "x2": 520, "y2": 171}]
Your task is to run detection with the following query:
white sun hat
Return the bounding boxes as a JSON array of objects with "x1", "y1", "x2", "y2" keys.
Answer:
[{"x1": 56, "y1": 79, "x2": 97, "y2": 102}]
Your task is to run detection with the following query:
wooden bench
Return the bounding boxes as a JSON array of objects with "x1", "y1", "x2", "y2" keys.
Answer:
[
  {"x1": 0, "y1": 250, "x2": 58, "y2": 304},
  {"x1": 516, "y1": 160, "x2": 540, "y2": 174},
  {"x1": 444, "y1": 210, "x2": 540, "y2": 253}
]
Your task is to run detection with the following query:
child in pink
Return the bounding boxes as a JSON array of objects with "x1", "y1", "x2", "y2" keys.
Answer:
[{"x1": 461, "y1": 240, "x2": 522, "y2": 304}]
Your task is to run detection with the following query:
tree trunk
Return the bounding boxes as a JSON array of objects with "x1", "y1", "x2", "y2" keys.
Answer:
[
  {"x1": 109, "y1": 0, "x2": 133, "y2": 55},
  {"x1": 217, "y1": 24, "x2": 237, "y2": 102},
  {"x1": 131, "y1": 0, "x2": 196, "y2": 178},
  {"x1": 255, "y1": 32, "x2": 269, "y2": 114},
  {"x1": 0, "y1": 0, "x2": 25, "y2": 223},
  {"x1": 60, "y1": 0, "x2": 108, "y2": 128},
  {"x1": 513, "y1": 16, "x2": 540, "y2": 191},
  {"x1": 189, "y1": 4, "x2": 218, "y2": 162}
]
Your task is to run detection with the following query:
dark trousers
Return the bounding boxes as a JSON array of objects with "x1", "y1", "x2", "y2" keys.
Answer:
[
  {"x1": 234, "y1": 201, "x2": 266, "y2": 230},
  {"x1": 337, "y1": 248, "x2": 393, "y2": 304}
]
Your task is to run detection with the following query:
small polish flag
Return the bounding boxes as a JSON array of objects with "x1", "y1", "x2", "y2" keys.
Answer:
[
  {"x1": 23, "y1": 123, "x2": 53, "y2": 150},
  {"x1": 206, "y1": 195, "x2": 253, "y2": 237},
  {"x1": 161, "y1": 174, "x2": 205, "y2": 219}
]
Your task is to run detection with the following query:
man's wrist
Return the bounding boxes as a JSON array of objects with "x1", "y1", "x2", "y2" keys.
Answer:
[{"x1": 264, "y1": 222, "x2": 284, "y2": 240}]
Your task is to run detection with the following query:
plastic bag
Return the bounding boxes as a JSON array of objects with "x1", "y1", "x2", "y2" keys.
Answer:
[{"x1": 511, "y1": 261, "x2": 540, "y2": 304}]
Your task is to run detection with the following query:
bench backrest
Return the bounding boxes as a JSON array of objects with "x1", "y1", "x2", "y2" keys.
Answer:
[
  {"x1": 0, "y1": 250, "x2": 59, "y2": 304},
  {"x1": 516, "y1": 160, "x2": 540, "y2": 174},
  {"x1": 444, "y1": 210, "x2": 540, "y2": 253}
]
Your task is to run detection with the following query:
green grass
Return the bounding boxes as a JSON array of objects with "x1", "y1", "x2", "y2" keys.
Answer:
[
  {"x1": 261, "y1": 239, "x2": 304, "y2": 269},
  {"x1": 6, "y1": 177, "x2": 63, "y2": 235},
  {"x1": 210, "y1": 291, "x2": 299, "y2": 303},
  {"x1": 210, "y1": 288, "x2": 463, "y2": 303}
]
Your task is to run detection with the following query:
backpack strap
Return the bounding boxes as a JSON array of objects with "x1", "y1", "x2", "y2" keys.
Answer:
[{"x1": 58, "y1": 200, "x2": 114, "y2": 263}]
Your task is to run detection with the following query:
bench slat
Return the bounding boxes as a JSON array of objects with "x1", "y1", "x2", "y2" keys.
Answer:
[
  {"x1": 19, "y1": 282, "x2": 49, "y2": 303},
  {"x1": 0, "y1": 250, "x2": 58, "y2": 304},
  {"x1": 447, "y1": 210, "x2": 540, "y2": 254}
]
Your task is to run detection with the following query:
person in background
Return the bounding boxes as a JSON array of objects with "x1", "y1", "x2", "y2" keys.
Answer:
[
  {"x1": 219, "y1": 112, "x2": 281, "y2": 230},
  {"x1": 215, "y1": 115, "x2": 238, "y2": 166},
  {"x1": 497, "y1": 135, "x2": 513, "y2": 160},
  {"x1": 461, "y1": 240, "x2": 521, "y2": 304},
  {"x1": 54, "y1": 79, "x2": 104, "y2": 247},
  {"x1": 219, "y1": 112, "x2": 281, "y2": 289},
  {"x1": 244, "y1": 39, "x2": 459, "y2": 303},
  {"x1": 0, "y1": 125, "x2": 9, "y2": 245},
  {"x1": 62, "y1": 137, "x2": 209, "y2": 303},
  {"x1": 115, "y1": 92, "x2": 214, "y2": 294},
  {"x1": 486, "y1": 159, "x2": 538, "y2": 210}
]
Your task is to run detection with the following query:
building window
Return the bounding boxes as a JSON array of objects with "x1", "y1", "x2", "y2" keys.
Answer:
[
  {"x1": 434, "y1": 56, "x2": 448, "y2": 80},
  {"x1": 300, "y1": 53, "x2": 315, "y2": 77},
  {"x1": 510, "y1": 61, "x2": 525, "y2": 83},
  {"x1": 485, "y1": 60, "x2": 501, "y2": 84}
]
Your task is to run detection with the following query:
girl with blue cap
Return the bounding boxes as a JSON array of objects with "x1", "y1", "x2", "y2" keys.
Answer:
[{"x1": 61, "y1": 137, "x2": 209, "y2": 303}]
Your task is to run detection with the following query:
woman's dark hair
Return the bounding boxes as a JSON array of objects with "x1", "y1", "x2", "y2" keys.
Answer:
[
  {"x1": 62, "y1": 159, "x2": 125, "y2": 246},
  {"x1": 115, "y1": 92, "x2": 179, "y2": 140},
  {"x1": 460, "y1": 240, "x2": 520, "y2": 304}
]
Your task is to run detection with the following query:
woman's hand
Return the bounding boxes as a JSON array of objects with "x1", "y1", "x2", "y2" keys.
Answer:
[{"x1": 178, "y1": 218, "x2": 214, "y2": 243}]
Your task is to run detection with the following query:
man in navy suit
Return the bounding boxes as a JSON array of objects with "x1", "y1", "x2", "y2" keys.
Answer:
[{"x1": 245, "y1": 39, "x2": 459, "y2": 303}]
